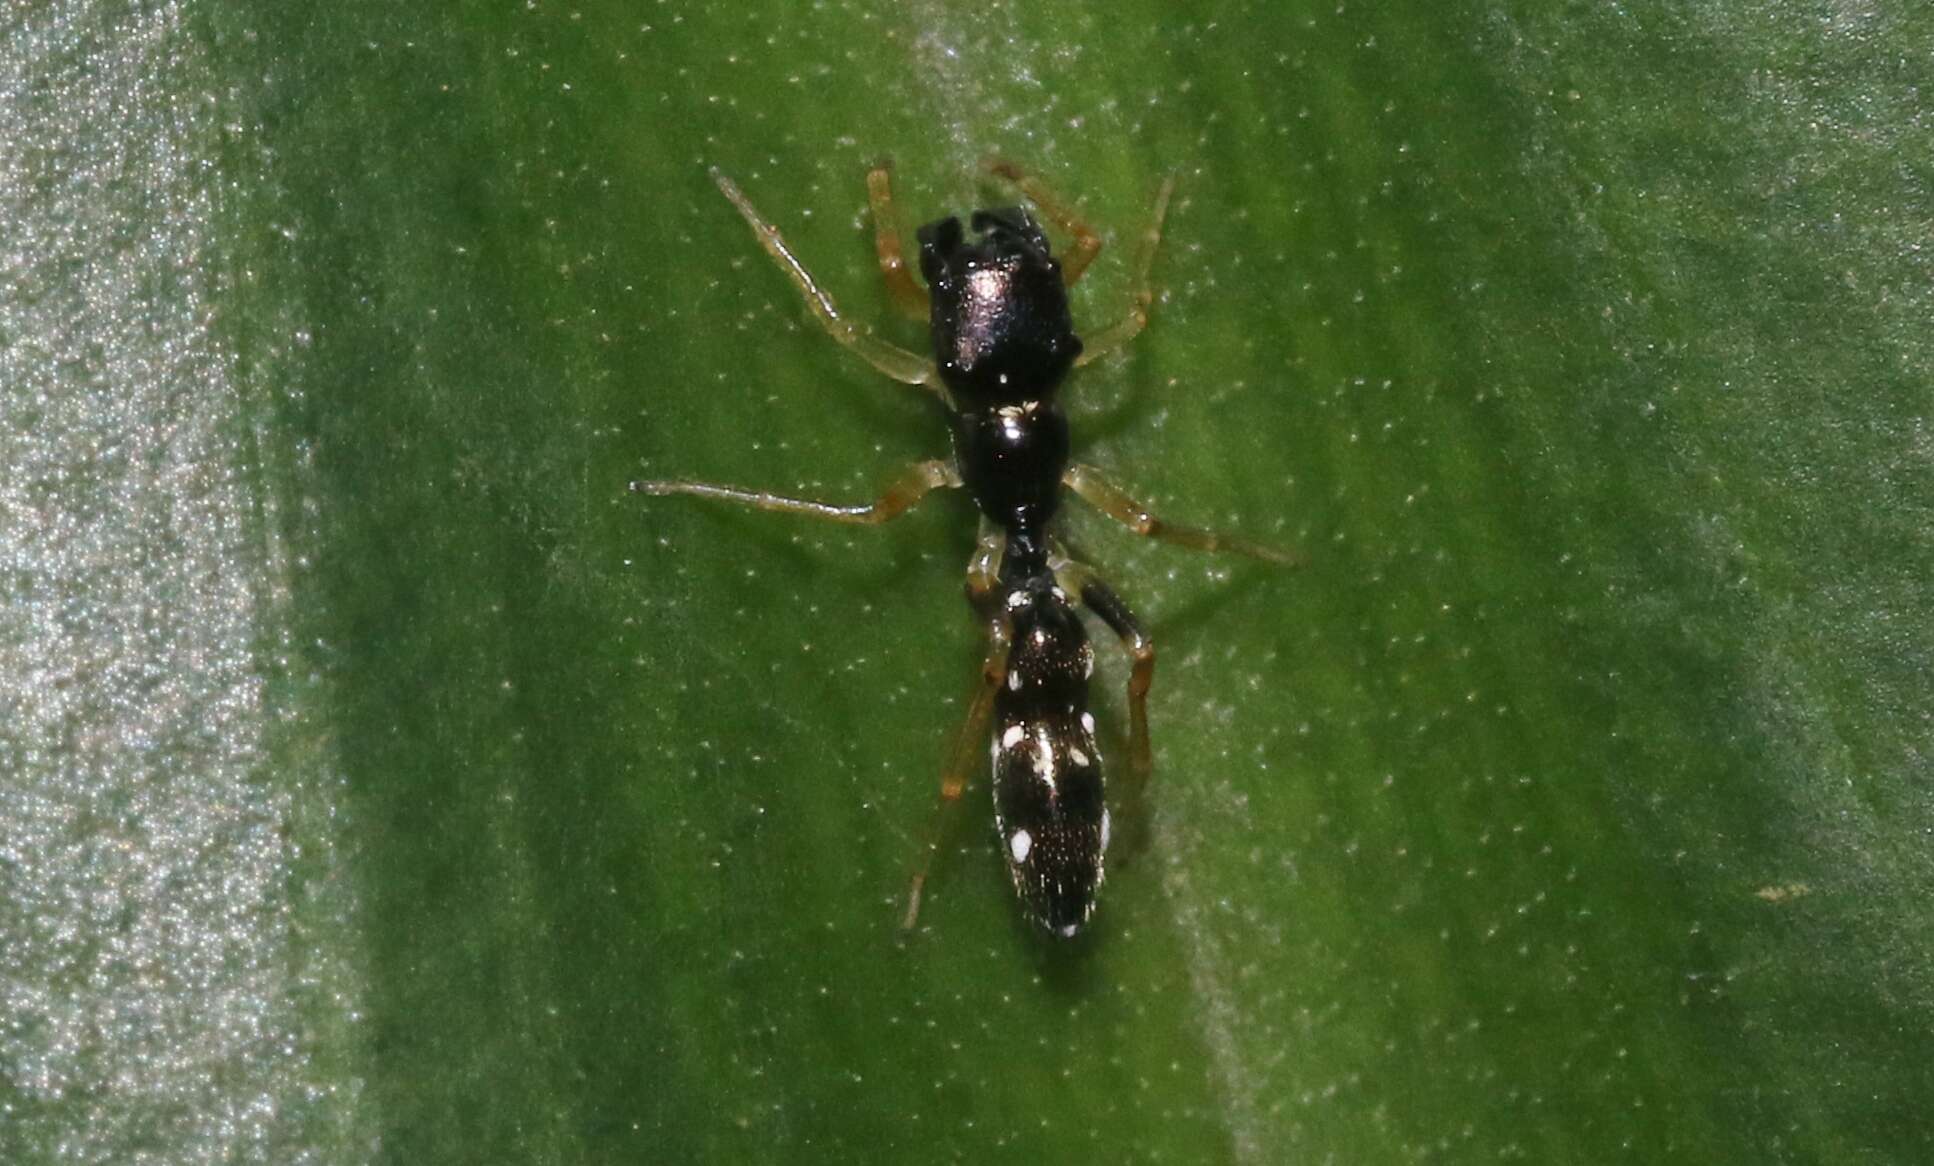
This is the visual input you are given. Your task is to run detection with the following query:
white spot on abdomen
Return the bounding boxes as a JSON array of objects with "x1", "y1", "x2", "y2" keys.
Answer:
[
  {"x1": 1080, "y1": 711, "x2": 1096, "y2": 736},
  {"x1": 1009, "y1": 829, "x2": 1032, "y2": 863},
  {"x1": 1000, "y1": 723, "x2": 1025, "y2": 749},
  {"x1": 1031, "y1": 727, "x2": 1057, "y2": 785}
]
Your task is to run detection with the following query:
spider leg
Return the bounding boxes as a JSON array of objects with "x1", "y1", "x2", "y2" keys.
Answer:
[
  {"x1": 902, "y1": 611, "x2": 1013, "y2": 932},
  {"x1": 983, "y1": 158, "x2": 1105, "y2": 287},
  {"x1": 630, "y1": 459, "x2": 958, "y2": 525},
  {"x1": 1073, "y1": 174, "x2": 1176, "y2": 366},
  {"x1": 866, "y1": 160, "x2": 931, "y2": 321},
  {"x1": 1049, "y1": 550, "x2": 1156, "y2": 858},
  {"x1": 1063, "y1": 462, "x2": 1302, "y2": 565},
  {"x1": 711, "y1": 167, "x2": 943, "y2": 396}
]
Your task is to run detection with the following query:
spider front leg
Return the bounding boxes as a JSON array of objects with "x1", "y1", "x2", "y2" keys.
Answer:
[
  {"x1": 1064, "y1": 463, "x2": 1302, "y2": 565},
  {"x1": 1074, "y1": 174, "x2": 1176, "y2": 367},
  {"x1": 983, "y1": 158, "x2": 1104, "y2": 286},
  {"x1": 710, "y1": 167, "x2": 942, "y2": 395},
  {"x1": 865, "y1": 160, "x2": 930, "y2": 321},
  {"x1": 630, "y1": 458, "x2": 958, "y2": 525}
]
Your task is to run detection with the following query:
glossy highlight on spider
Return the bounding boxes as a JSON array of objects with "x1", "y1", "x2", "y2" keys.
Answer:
[{"x1": 631, "y1": 158, "x2": 1295, "y2": 938}]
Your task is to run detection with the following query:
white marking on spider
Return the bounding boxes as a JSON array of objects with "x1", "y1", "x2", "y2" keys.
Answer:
[
  {"x1": 1032, "y1": 726, "x2": 1057, "y2": 786},
  {"x1": 1001, "y1": 723, "x2": 1025, "y2": 749},
  {"x1": 1007, "y1": 669, "x2": 1022, "y2": 691},
  {"x1": 1080, "y1": 711, "x2": 1097, "y2": 736},
  {"x1": 1080, "y1": 645, "x2": 1095, "y2": 678},
  {"x1": 1100, "y1": 808, "x2": 1112, "y2": 852},
  {"x1": 1006, "y1": 589, "x2": 1029, "y2": 611},
  {"x1": 1009, "y1": 829, "x2": 1032, "y2": 863},
  {"x1": 1069, "y1": 745, "x2": 1090, "y2": 768}
]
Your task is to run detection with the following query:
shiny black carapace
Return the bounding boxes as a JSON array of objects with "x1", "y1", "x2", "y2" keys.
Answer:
[{"x1": 632, "y1": 160, "x2": 1294, "y2": 938}]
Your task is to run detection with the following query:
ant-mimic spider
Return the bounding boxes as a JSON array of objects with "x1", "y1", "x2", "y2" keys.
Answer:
[{"x1": 632, "y1": 159, "x2": 1294, "y2": 938}]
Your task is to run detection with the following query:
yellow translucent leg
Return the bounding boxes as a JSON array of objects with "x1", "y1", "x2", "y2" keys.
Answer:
[
  {"x1": 902, "y1": 616, "x2": 1013, "y2": 933},
  {"x1": 983, "y1": 158, "x2": 1104, "y2": 286},
  {"x1": 1074, "y1": 174, "x2": 1176, "y2": 366},
  {"x1": 630, "y1": 459, "x2": 958, "y2": 525},
  {"x1": 865, "y1": 160, "x2": 930, "y2": 321},
  {"x1": 1063, "y1": 463, "x2": 1302, "y2": 565},
  {"x1": 711, "y1": 167, "x2": 941, "y2": 394}
]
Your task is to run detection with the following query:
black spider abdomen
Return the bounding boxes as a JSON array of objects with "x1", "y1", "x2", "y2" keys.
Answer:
[{"x1": 990, "y1": 582, "x2": 1107, "y2": 936}]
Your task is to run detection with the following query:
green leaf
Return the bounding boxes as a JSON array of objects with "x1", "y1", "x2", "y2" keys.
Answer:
[{"x1": 8, "y1": 0, "x2": 1931, "y2": 1162}]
